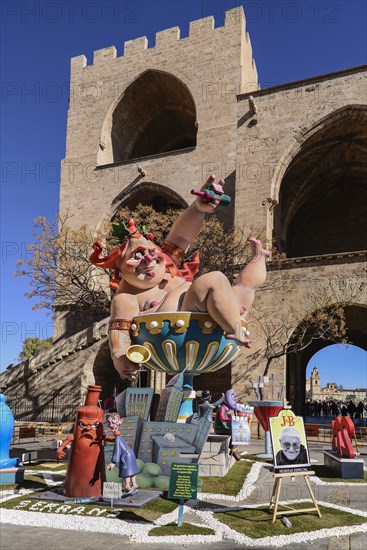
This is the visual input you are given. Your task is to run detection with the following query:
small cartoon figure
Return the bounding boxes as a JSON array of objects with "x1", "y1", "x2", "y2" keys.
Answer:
[
  {"x1": 105, "y1": 411, "x2": 121, "y2": 437},
  {"x1": 189, "y1": 390, "x2": 224, "y2": 424},
  {"x1": 106, "y1": 413, "x2": 139, "y2": 496},
  {"x1": 214, "y1": 389, "x2": 238, "y2": 435},
  {"x1": 214, "y1": 389, "x2": 242, "y2": 461}
]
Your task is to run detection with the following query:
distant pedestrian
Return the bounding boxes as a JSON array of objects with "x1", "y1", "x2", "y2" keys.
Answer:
[
  {"x1": 331, "y1": 401, "x2": 339, "y2": 417},
  {"x1": 356, "y1": 401, "x2": 364, "y2": 418},
  {"x1": 347, "y1": 400, "x2": 356, "y2": 419}
]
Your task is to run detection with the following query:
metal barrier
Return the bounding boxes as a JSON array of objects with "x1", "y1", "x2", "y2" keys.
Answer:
[
  {"x1": 6, "y1": 393, "x2": 86, "y2": 422},
  {"x1": 305, "y1": 423, "x2": 367, "y2": 445},
  {"x1": 12, "y1": 422, "x2": 74, "y2": 445}
]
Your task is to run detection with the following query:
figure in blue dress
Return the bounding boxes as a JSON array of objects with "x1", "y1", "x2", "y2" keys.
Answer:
[{"x1": 106, "y1": 413, "x2": 139, "y2": 496}]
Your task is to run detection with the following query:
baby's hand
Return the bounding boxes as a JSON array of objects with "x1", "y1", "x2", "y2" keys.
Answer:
[
  {"x1": 121, "y1": 358, "x2": 140, "y2": 381},
  {"x1": 192, "y1": 175, "x2": 226, "y2": 213}
]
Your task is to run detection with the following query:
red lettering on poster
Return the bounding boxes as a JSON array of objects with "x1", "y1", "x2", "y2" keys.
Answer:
[{"x1": 280, "y1": 416, "x2": 295, "y2": 427}]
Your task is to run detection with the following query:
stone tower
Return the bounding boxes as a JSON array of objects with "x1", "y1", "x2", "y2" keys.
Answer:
[
  {"x1": 56, "y1": 6, "x2": 259, "y2": 341},
  {"x1": 1, "y1": 7, "x2": 366, "y2": 419},
  {"x1": 310, "y1": 367, "x2": 321, "y2": 401}
]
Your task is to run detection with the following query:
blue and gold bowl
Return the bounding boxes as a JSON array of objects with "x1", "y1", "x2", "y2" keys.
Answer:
[{"x1": 130, "y1": 312, "x2": 247, "y2": 375}]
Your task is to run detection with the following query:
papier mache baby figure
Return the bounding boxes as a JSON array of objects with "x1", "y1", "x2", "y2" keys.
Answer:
[
  {"x1": 106, "y1": 413, "x2": 139, "y2": 496},
  {"x1": 90, "y1": 176, "x2": 271, "y2": 381}
]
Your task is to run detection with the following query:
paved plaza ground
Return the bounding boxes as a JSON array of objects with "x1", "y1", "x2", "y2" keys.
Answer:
[{"x1": 1, "y1": 439, "x2": 366, "y2": 549}]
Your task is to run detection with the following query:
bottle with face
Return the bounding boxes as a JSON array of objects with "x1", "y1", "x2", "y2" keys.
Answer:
[{"x1": 64, "y1": 385, "x2": 105, "y2": 497}]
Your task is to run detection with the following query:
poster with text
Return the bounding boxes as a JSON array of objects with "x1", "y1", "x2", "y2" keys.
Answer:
[{"x1": 269, "y1": 409, "x2": 311, "y2": 473}]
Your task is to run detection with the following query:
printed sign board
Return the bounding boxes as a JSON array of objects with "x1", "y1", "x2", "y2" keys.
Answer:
[
  {"x1": 168, "y1": 462, "x2": 199, "y2": 500},
  {"x1": 103, "y1": 481, "x2": 122, "y2": 499},
  {"x1": 231, "y1": 409, "x2": 253, "y2": 445},
  {"x1": 269, "y1": 409, "x2": 311, "y2": 474}
]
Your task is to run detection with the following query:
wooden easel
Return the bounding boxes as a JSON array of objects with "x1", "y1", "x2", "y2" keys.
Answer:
[{"x1": 269, "y1": 471, "x2": 322, "y2": 523}]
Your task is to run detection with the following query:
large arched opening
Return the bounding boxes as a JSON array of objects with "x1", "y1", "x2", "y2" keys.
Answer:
[
  {"x1": 274, "y1": 106, "x2": 367, "y2": 257},
  {"x1": 92, "y1": 341, "x2": 128, "y2": 404},
  {"x1": 98, "y1": 70, "x2": 197, "y2": 165},
  {"x1": 286, "y1": 304, "x2": 367, "y2": 417},
  {"x1": 305, "y1": 344, "x2": 366, "y2": 415}
]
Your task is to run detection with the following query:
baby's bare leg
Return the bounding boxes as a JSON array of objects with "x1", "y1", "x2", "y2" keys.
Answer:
[
  {"x1": 181, "y1": 271, "x2": 250, "y2": 346},
  {"x1": 232, "y1": 237, "x2": 271, "y2": 318}
]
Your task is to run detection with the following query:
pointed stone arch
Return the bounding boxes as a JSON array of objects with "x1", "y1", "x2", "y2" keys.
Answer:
[
  {"x1": 93, "y1": 182, "x2": 187, "y2": 238},
  {"x1": 286, "y1": 304, "x2": 367, "y2": 417},
  {"x1": 110, "y1": 181, "x2": 188, "y2": 217},
  {"x1": 92, "y1": 340, "x2": 129, "y2": 403},
  {"x1": 97, "y1": 69, "x2": 197, "y2": 166},
  {"x1": 272, "y1": 105, "x2": 367, "y2": 257}
]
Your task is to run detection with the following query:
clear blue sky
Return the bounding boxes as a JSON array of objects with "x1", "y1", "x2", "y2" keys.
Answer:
[
  {"x1": 306, "y1": 345, "x2": 367, "y2": 390},
  {"x1": 1, "y1": 1, "x2": 366, "y2": 379}
]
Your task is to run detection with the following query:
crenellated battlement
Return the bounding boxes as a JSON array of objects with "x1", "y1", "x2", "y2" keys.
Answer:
[
  {"x1": 93, "y1": 45, "x2": 117, "y2": 64},
  {"x1": 189, "y1": 15, "x2": 214, "y2": 35},
  {"x1": 155, "y1": 26, "x2": 180, "y2": 48},
  {"x1": 124, "y1": 36, "x2": 148, "y2": 56},
  {"x1": 71, "y1": 6, "x2": 249, "y2": 74}
]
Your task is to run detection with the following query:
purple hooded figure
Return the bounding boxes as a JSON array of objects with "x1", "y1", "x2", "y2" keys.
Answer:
[{"x1": 106, "y1": 413, "x2": 139, "y2": 495}]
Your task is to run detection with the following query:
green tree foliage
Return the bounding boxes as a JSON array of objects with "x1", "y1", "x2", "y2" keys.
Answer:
[{"x1": 19, "y1": 337, "x2": 53, "y2": 361}]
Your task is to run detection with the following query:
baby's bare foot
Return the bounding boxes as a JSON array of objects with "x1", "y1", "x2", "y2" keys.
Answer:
[
  {"x1": 226, "y1": 333, "x2": 252, "y2": 348},
  {"x1": 248, "y1": 237, "x2": 271, "y2": 259}
]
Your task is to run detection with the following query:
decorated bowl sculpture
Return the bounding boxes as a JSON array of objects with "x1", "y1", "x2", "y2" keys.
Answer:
[{"x1": 130, "y1": 312, "x2": 248, "y2": 376}]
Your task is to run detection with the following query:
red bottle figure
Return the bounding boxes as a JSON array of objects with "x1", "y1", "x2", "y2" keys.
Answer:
[{"x1": 57, "y1": 385, "x2": 105, "y2": 497}]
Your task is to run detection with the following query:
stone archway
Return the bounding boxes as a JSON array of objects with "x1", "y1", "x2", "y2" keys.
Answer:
[
  {"x1": 273, "y1": 106, "x2": 367, "y2": 257},
  {"x1": 111, "y1": 182, "x2": 187, "y2": 216},
  {"x1": 98, "y1": 69, "x2": 197, "y2": 165},
  {"x1": 286, "y1": 304, "x2": 367, "y2": 417}
]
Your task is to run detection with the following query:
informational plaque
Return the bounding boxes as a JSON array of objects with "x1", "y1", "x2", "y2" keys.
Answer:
[
  {"x1": 168, "y1": 462, "x2": 199, "y2": 500},
  {"x1": 103, "y1": 481, "x2": 122, "y2": 504}
]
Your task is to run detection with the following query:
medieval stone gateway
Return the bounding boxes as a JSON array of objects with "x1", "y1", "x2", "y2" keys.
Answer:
[{"x1": 1, "y1": 7, "x2": 366, "y2": 419}]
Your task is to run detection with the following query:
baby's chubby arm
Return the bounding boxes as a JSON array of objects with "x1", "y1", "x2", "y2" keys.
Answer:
[
  {"x1": 109, "y1": 293, "x2": 140, "y2": 380},
  {"x1": 164, "y1": 175, "x2": 225, "y2": 253}
]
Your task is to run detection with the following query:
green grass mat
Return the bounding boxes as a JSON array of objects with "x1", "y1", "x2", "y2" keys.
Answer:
[{"x1": 214, "y1": 503, "x2": 366, "y2": 538}]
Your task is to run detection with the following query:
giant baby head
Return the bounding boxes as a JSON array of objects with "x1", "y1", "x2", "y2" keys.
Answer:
[{"x1": 90, "y1": 219, "x2": 179, "y2": 290}]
